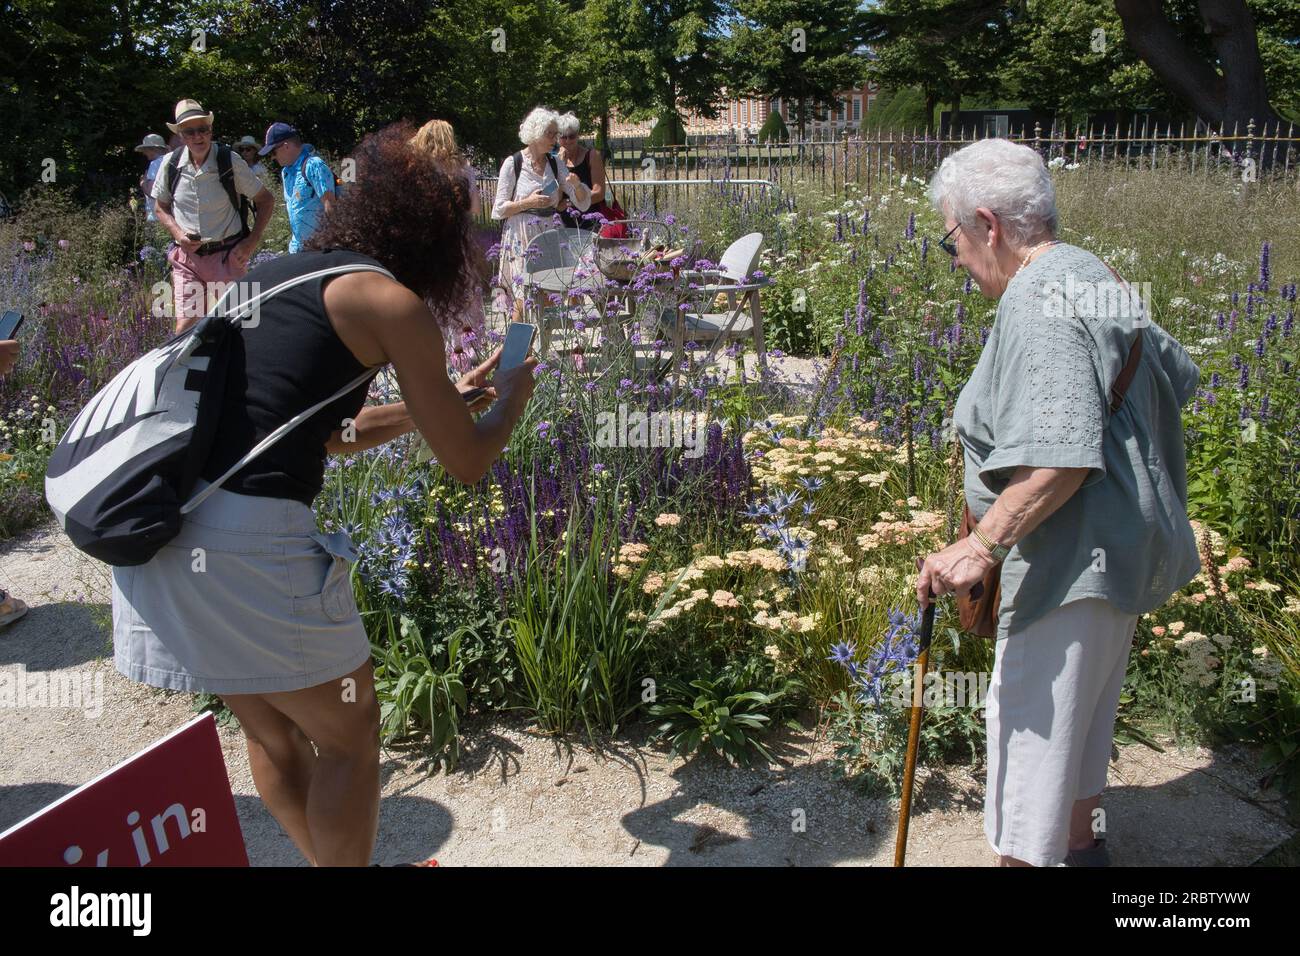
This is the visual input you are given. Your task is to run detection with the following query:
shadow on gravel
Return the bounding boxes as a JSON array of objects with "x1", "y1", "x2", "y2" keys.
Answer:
[
  {"x1": 0, "y1": 601, "x2": 110, "y2": 670},
  {"x1": 0, "y1": 782, "x2": 77, "y2": 834},
  {"x1": 235, "y1": 791, "x2": 456, "y2": 867}
]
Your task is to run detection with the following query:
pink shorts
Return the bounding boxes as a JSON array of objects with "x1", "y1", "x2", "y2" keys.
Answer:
[{"x1": 167, "y1": 242, "x2": 249, "y2": 322}]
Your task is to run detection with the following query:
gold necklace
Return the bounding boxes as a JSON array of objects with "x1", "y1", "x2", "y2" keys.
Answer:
[{"x1": 1016, "y1": 239, "x2": 1060, "y2": 275}]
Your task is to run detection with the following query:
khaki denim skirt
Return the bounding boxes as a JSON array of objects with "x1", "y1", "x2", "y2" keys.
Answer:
[{"x1": 112, "y1": 482, "x2": 371, "y2": 695}]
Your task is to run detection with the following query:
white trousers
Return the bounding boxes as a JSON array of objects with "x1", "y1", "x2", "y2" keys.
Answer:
[{"x1": 984, "y1": 597, "x2": 1138, "y2": 866}]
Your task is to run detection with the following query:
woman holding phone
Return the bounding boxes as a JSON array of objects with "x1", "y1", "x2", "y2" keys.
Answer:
[
  {"x1": 492, "y1": 107, "x2": 592, "y2": 320},
  {"x1": 110, "y1": 122, "x2": 537, "y2": 866}
]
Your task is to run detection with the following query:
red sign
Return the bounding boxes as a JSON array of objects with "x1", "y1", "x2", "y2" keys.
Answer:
[{"x1": 0, "y1": 713, "x2": 248, "y2": 866}]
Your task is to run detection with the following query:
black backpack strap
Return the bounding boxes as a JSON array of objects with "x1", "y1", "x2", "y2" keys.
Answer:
[
  {"x1": 215, "y1": 144, "x2": 251, "y2": 237},
  {"x1": 511, "y1": 151, "x2": 523, "y2": 200},
  {"x1": 296, "y1": 154, "x2": 336, "y2": 200},
  {"x1": 181, "y1": 261, "x2": 397, "y2": 515},
  {"x1": 164, "y1": 146, "x2": 185, "y2": 199}
]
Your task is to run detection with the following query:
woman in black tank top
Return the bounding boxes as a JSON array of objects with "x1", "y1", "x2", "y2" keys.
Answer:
[
  {"x1": 557, "y1": 112, "x2": 606, "y2": 231},
  {"x1": 111, "y1": 122, "x2": 537, "y2": 867}
]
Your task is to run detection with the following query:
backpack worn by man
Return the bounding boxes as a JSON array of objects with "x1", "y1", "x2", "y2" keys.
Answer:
[
  {"x1": 44, "y1": 261, "x2": 394, "y2": 566},
  {"x1": 163, "y1": 142, "x2": 254, "y2": 237},
  {"x1": 293, "y1": 151, "x2": 341, "y2": 201}
]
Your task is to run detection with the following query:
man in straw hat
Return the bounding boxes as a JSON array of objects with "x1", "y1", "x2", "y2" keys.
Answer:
[
  {"x1": 152, "y1": 99, "x2": 276, "y2": 333},
  {"x1": 134, "y1": 133, "x2": 168, "y2": 221}
]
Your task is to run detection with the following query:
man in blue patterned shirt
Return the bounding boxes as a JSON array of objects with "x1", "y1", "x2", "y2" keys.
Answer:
[{"x1": 260, "y1": 122, "x2": 339, "y2": 253}]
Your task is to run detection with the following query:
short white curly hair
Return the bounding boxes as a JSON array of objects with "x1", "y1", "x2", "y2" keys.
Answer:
[
  {"x1": 519, "y1": 107, "x2": 558, "y2": 146},
  {"x1": 928, "y1": 138, "x2": 1057, "y2": 248},
  {"x1": 556, "y1": 112, "x2": 581, "y2": 137}
]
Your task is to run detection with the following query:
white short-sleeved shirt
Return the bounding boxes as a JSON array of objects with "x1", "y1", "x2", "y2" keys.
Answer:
[
  {"x1": 151, "y1": 146, "x2": 263, "y2": 242},
  {"x1": 491, "y1": 152, "x2": 590, "y2": 293}
]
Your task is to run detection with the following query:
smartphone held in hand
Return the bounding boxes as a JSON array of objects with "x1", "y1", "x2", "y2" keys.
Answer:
[
  {"x1": 499, "y1": 322, "x2": 536, "y2": 370},
  {"x1": 0, "y1": 311, "x2": 23, "y2": 340}
]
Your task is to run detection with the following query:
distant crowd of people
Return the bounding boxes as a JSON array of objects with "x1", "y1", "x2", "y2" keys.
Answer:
[{"x1": 132, "y1": 99, "x2": 349, "y2": 333}]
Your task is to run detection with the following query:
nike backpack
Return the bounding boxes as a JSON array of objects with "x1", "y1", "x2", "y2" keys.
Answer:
[{"x1": 44, "y1": 261, "x2": 393, "y2": 566}]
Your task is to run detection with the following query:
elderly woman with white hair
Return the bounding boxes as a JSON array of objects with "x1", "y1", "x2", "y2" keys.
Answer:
[
  {"x1": 492, "y1": 107, "x2": 592, "y2": 319},
  {"x1": 554, "y1": 112, "x2": 607, "y2": 231},
  {"x1": 915, "y1": 138, "x2": 1201, "y2": 868}
]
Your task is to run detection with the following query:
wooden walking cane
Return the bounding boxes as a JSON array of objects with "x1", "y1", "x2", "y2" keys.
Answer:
[{"x1": 894, "y1": 594, "x2": 936, "y2": 867}]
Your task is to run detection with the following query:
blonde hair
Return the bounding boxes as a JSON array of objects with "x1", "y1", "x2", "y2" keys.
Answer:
[{"x1": 410, "y1": 119, "x2": 465, "y2": 175}]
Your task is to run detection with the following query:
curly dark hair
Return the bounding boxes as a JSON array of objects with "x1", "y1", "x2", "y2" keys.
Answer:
[{"x1": 305, "y1": 120, "x2": 475, "y2": 329}]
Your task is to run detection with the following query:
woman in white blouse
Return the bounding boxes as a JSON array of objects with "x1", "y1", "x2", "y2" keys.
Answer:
[{"x1": 492, "y1": 107, "x2": 592, "y2": 320}]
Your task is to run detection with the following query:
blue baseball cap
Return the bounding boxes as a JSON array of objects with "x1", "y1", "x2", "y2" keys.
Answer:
[{"x1": 259, "y1": 122, "x2": 300, "y2": 156}]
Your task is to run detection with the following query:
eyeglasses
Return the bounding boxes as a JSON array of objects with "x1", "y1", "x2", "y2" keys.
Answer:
[
  {"x1": 938, "y1": 222, "x2": 960, "y2": 257},
  {"x1": 179, "y1": 126, "x2": 212, "y2": 138},
  {"x1": 559, "y1": 133, "x2": 577, "y2": 140}
]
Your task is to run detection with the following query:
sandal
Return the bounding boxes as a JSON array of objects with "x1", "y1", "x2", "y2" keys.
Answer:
[
  {"x1": 0, "y1": 589, "x2": 29, "y2": 628},
  {"x1": 1063, "y1": 838, "x2": 1110, "y2": 867}
]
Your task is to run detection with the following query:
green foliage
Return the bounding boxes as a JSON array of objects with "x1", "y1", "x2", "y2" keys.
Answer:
[
  {"x1": 646, "y1": 110, "x2": 688, "y2": 148},
  {"x1": 649, "y1": 671, "x2": 799, "y2": 766},
  {"x1": 757, "y1": 110, "x2": 790, "y2": 144},
  {"x1": 508, "y1": 507, "x2": 650, "y2": 737},
  {"x1": 859, "y1": 87, "x2": 933, "y2": 131},
  {"x1": 724, "y1": 0, "x2": 870, "y2": 139},
  {"x1": 372, "y1": 613, "x2": 468, "y2": 773}
]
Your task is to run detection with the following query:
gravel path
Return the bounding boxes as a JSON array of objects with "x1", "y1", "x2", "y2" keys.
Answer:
[{"x1": 2, "y1": 522, "x2": 1293, "y2": 866}]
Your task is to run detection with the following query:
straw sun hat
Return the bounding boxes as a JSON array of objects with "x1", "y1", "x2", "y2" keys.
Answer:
[{"x1": 166, "y1": 99, "x2": 214, "y2": 133}]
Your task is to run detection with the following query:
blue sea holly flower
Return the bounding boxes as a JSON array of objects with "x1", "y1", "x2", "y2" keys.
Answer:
[
  {"x1": 796, "y1": 476, "x2": 825, "y2": 494},
  {"x1": 769, "y1": 489, "x2": 802, "y2": 514}
]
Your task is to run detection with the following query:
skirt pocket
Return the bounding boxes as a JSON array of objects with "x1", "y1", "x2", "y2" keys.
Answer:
[{"x1": 288, "y1": 530, "x2": 359, "y2": 624}]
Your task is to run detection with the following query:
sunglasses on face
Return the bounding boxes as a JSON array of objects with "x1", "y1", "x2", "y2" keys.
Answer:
[
  {"x1": 180, "y1": 126, "x2": 212, "y2": 138},
  {"x1": 559, "y1": 133, "x2": 577, "y2": 140},
  {"x1": 938, "y1": 222, "x2": 960, "y2": 257}
]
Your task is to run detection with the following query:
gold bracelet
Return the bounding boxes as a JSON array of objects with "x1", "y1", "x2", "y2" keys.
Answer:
[{"x1": 971, "y1": 523, "x2": 1010, "y2": 561}]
